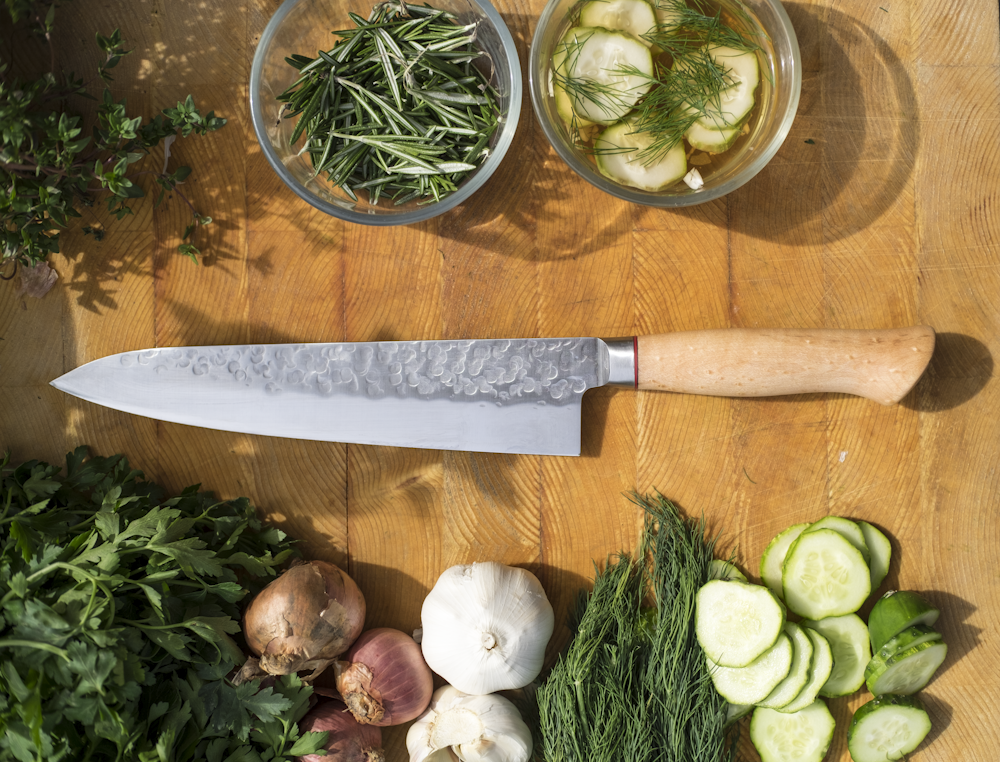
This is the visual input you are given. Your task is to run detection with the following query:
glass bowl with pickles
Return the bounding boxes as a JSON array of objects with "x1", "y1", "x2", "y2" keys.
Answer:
[{"x1": 528, "y1": 0, "x2": 801, "y2": 206}]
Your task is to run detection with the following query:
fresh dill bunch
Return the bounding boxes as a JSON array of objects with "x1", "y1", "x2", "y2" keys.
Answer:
[{"x1": 534, "y1": 492, "x2": 739, "y2": 762}]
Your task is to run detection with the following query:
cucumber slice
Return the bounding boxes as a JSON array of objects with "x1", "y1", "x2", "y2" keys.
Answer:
[
  {"x1": 848, "y1": 694, "x2": 931, "y2": 762},
  {"x1": 858, "y1": 521, "x2": 892, "y2": 590},
  {"x1": 708, "y1": 633, "x2": 793, "y2": 705},
  {"x1": 778, "y1": 628, "x2": 833, "y2": 714},
  {"x1": 653, "y1": 0, "x2": 686, "y2": 32},
  {"x1": 552, "y1": 29, "x2": 596, "y2": 129},
  {"x1": 804, "y1": 516, "x2": 871, "y2": 564},
  {"x1": 684, "y1": 120, "x2": 740, "y2": 153},
  {"x1": 781, "y1": 528, "x2": 871, "y2": 619},
  {"x1": 709, "y1": 559, "x2": 747, "y2": 582},
  {"x1": 865, "y1": 640, "x2": 948, "y2": 695},
  {"x1": 867, "y1": 590, "x2": 940, "y2": 653},
  {"x1": 759, "y1": 523, "x2": 810, "y2": 600},
  {"x1": 757, "y1": 623, "x2": 814, "y2": 710},
  {"x1": 874, "y1": 624, "x2": 942, "y2": 660},
  {"x1": 726, "y1": 702, "x2": 754, "y2": 726},
  {"x1": 594, "y1": 120, "x2": 687, "y2": 191},
  {"x1": 750, "y1": 700, "x2": 835, "y2": 762},
  {"x1": 696, "y1": 580, "x2": 786, "y2": 668},
  {"x1": 801, "y1": 614, "x2": 871, "y2": 697},
  {"x1": 690, "y1": 45, "x2": 759, "y2": 129},
  {"x1": 559, "y1": 27, "x2": 654, "y2": 125},
  {"x1": 579, "y1": 0, "x2": 657, "y2": 46}
]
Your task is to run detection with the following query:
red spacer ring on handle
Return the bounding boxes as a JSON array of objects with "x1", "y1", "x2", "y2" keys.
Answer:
[{"x1": 633, "y1": 336, "x2": 639, "y2": 388}]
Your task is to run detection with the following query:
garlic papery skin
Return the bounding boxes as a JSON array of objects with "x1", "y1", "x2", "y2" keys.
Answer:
[
  {"x1": 420, "y1": 562, "x2": 554, "y2": 695},
  {"x1": 406, "y1": 686, "x2": 532, "y2": 762}
]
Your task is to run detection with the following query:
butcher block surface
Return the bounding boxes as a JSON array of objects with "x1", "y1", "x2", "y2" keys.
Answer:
[{"x1": 1, "y1": 0, "x2": 998, "y2": 759}]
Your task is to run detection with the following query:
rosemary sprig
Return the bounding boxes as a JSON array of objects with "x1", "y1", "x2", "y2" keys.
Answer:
[{"x1": 278, "y1": 1, "x2": 500, "y2": 206}]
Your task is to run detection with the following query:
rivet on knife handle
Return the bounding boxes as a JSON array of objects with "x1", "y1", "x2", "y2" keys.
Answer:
[{"x1": 632, "y1": 326, "x2": 935, "y2": 405}]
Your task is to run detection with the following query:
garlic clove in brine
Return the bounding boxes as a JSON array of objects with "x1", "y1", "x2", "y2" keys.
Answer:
[
  {"x1": 420, "y1": 562, "x2": 554, "y2": 695},
  {"x1": 406, "y1": 685, "x2": 532, "y2": 762}
]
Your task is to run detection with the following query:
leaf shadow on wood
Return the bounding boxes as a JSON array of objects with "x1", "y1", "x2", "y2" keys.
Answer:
[
  {"x1": 668, "y1": 3, "x2": 918, "y2": 244},
  {"x1": 907, "y1": 333, "x2": 993, "y2": 413}
]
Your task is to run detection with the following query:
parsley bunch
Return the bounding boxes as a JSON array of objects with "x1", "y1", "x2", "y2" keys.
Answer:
[
  {"x1": 1, "y1": 0, "x2": 225, "y2": 283},
  {"x1": 0, "y1": 447, "x2": 330, "y2": 762}
]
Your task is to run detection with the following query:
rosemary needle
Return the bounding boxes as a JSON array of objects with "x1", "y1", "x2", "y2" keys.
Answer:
[{"x1": 278, "y1": 1, "x2": 500, "y2": 206}]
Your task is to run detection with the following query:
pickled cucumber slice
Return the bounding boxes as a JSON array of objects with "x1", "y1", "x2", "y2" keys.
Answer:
[
  {"x1": 865, "y1": 640, "x2": 948, "y2": 695},
  {"x1": 801, "y1": 613, "x2": 871, "y2": 697},
  {"x1": 867, "y1": 590, "x2": 940, "y2": 653},
  {"x1": 579, "y1": 0, "x2": 657, "y2": 46},
  {"x1": 684, "y1": 120, "x2": 740, "y2": 153},
  {"x1": 552, "y1": 29, "x2": 596, "y2": 129},
  {"x1": 708, "y1": 632, "x2": 793, "y2": 705},
  {"x1": 695, "y1": 580, "x2": 786, "y2": 668},
  {"x1": 558, "y1": 27, "x2": 654, "y2": 125},
  {"x1": 847, "y1": 694, "x2": 931, "y2": 762},
  {"x1": 595, "y1": 120, "x2": 687, "y2": 191},
  {"x1": 750, "y1": 700, "x2": 835, "y2": 762},
  {"x1": 781, "y1": 528, "x2": 871, "y2": 619}
]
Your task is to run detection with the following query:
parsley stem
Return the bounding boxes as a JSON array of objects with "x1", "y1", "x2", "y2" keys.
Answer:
[{"x1": 0, "y1": 639, "x2": 70, "y2": 660}]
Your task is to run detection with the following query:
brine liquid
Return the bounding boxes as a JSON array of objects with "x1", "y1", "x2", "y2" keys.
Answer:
[{"x1": 550, "y1": 0, "x2": 777, "y2": 188}]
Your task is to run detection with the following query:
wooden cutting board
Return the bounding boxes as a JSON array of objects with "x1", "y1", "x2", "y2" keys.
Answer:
[{"x1": 1, "y1": 0, "x2": 998, "y2": 759}]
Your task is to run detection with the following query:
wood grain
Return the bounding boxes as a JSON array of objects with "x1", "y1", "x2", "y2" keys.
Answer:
[{"x1": 2, "y1": 0, "x2": 999, "y2": 760}]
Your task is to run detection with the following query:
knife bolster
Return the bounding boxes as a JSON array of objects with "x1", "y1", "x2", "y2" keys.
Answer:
[{"x1": 602, "y1": 337, "x2": 639, "y2": 387}]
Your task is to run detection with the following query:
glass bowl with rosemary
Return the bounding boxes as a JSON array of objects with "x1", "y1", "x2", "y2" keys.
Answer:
[
  {"x1": 528, "y1": 0, "x2": 801, "y2": 206},
  {"x1": 250, "y1": 0, "x2": 521, "y2": 224}
]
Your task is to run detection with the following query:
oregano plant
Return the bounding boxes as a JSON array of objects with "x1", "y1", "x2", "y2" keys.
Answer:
[{"x1": 1, "y1": 0, "x2": 226, "y2": 294}]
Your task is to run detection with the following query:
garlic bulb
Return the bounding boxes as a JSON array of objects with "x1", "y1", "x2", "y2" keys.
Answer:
[
  {"x1": 420, "y1": 562, "x2": 554, "y2": 695},
  {"x1": 406, "y1": 686, "x2": 532, "y2": 762}
]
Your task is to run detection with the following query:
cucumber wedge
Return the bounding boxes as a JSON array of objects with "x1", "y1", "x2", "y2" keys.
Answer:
[
  {"x1": 579, "y1": 0, "x2": 657, "y2": 46},
  {"x1": 865, "y1": 640, "x2": 948, "y2": 695},
  {"x1": 756, "y1": 623, "x2": 814, "y2": 710},
  {"x1": 858, "y1": 520, "x2": 892, "y2": 590},
  {"x1": 874, "y1": 625, "x2": 942, "y2": 661},
  {"x1": 709, "y1": 559, "x2": 747, "y2": 582},
  {"x1": 778, "y1": 628, "x2": 833, "y2": 714},
  {"x1": 801, "y1": 614, "x2": 871, "y2": 697},
  {"x1": 804, "y1": 516, "x2": 871, "y2": 564},
  {"x1": 848, "y1": 694, "x2": 931, "y2": 762},
  {"x1": 696, "y1": 580, "x2": 786, "y2": 668},
  {"x1": 708, "y1": 632, "x2": 794, "y2": 705},
  {"x1": 750, "y1": 700, "x2": 835, "y2": 762},
  {"x1": 759, "y1": 523, "x2": 810, "y2": 600},
  {"x1": 867, "y1": 590, "x2": 940, "y2": 653},
  {"x1": 782, "y1": 528, "x2": 871, "y2": 619},
  {"x1": 595, "y1": 120, "x2": 687, "y2": 191},
  {"x1": 558, "y1": 27, "x2": 654, "y2": 125}
]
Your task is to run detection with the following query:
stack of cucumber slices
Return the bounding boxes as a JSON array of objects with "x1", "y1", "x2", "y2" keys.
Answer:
[
  {"x1": 695, "y1": 516, "x2": 949, "y2": 762},
  {"x1": 550, "y1": 0, "x2": 761, "y2": 191}
]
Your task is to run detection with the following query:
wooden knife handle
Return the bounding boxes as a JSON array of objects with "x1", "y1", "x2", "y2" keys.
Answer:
[{"x1": 636, "y1": 326, "x2": 935, "y2": 405}]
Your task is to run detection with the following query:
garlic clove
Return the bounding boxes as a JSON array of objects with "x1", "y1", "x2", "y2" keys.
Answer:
[{"x1": 406, "y1": 686, "x2": 532, "y2": 762}]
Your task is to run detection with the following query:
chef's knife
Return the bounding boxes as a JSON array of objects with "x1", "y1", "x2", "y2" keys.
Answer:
[{"x1": 51, "y1": 327, "x2": 935, "y2": 456}]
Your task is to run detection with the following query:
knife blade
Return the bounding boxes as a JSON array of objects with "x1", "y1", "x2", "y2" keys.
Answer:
[{"x1": 50, "y1": 327, "x2": 935, "y2": 456}]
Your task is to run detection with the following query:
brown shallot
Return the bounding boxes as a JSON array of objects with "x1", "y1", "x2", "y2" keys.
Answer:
[
  {"x1": 334, "y1": 627, "x2": 434, "y2": 726},
  {"x1": 243, "y1": 559, "x2": 366, "y2": 680},
  {"x1": 296, "y1": 700, "x2": 385, "y2": 762}
]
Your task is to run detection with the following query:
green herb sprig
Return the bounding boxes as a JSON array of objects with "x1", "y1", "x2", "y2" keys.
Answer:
[
  {"x1": 0, "y1": 447, "x2": 328, "y2": 762},
  {"x1": 278, "y1": 1, "x2": 500, "y2": 206},
  {"x1": 535, "y1": 492, "x2": 738, "y2": 762},
  {"x1": 1, "y1": 2, "x2": 226, "y2": 284}
]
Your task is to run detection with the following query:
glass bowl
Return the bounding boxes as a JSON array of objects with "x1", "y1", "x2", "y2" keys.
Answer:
[
  {"x1": 250, "y1": 0, "x2": 521, "y2": 225},
  {"x1": 528, "y1": 0, "x2": 801, "y2": 206}
]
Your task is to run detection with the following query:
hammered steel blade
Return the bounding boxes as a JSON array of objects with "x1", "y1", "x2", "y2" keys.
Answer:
[{"x1": 51, "y1": 337, "x2": 624, "y2": 456}]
